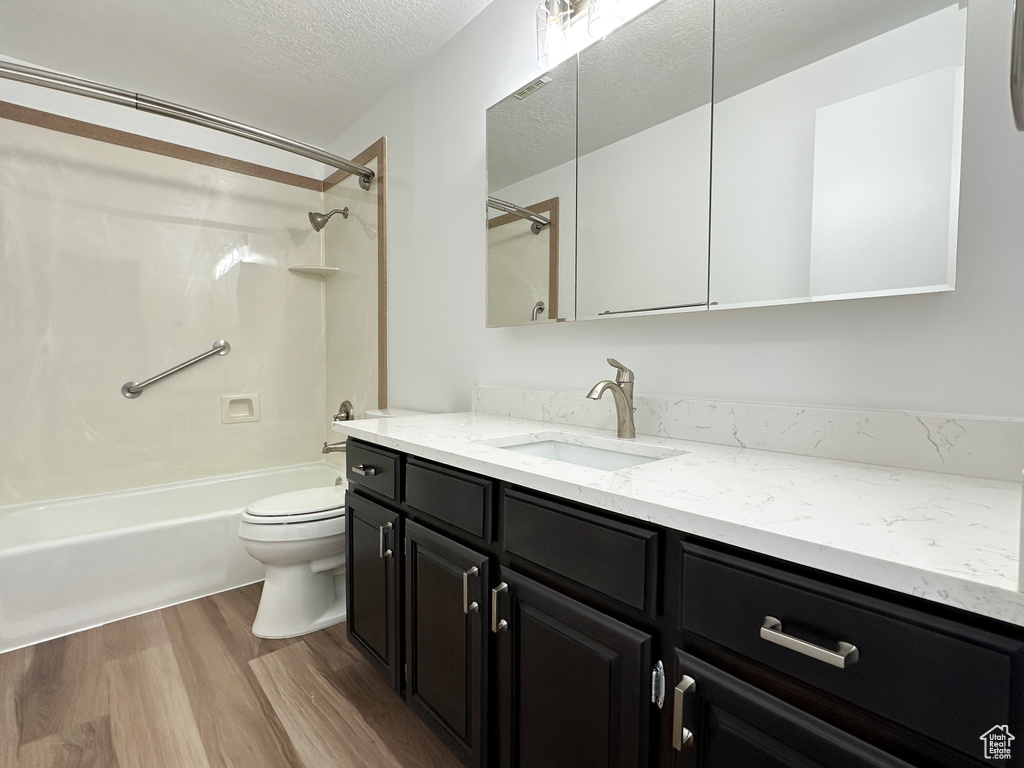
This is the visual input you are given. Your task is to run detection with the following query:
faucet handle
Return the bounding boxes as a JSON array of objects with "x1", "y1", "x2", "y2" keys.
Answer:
[{"x1": 606, "y1": 358, "x2": 634, "y2": 384}]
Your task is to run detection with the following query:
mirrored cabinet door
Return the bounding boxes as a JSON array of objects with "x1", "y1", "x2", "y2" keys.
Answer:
[
  {"x1": 709, "y1": 0, "x2": 966, "y2": 309},
  {"x1": 575, "y1": 0, "x2": 714, "y2": 319},
  {"x1": 486, "y1": 56, "x2": 577, "y2": 328}
]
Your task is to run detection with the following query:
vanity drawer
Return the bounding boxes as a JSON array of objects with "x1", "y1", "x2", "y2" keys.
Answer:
[
  {"x1": 405, "y1": 457, "x2": 494, "y2": 542},
  {"x1": 502, "y1": 488, "x2": 658, "y2": 614},
  {"x1": 680, "y1": 544, "x2": 1024, "y2": 761},
  {"x1": 346, "y1": 440, "x2": 401, "y2": 501}
]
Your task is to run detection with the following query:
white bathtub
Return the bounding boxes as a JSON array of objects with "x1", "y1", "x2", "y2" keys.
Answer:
[{"x1": 0, "y1": 462, "x2": 343, "y2": 654}]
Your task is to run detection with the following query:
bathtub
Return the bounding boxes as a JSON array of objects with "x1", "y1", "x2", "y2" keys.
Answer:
[{"x1": 0, "y1": 462, "x2": 343, "y2": 654}]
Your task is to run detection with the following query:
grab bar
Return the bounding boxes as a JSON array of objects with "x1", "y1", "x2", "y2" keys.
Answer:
[{"x1": 121, "y1": 340, "x2": 230, "y2": 398}]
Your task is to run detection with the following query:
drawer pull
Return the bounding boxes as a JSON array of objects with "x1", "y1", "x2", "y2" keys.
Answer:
[
  {"x1": 462, "y1": 566, "x2": 480, "y2": 614},
  {"x1": 378, "y1": 522, "x2": 393, "y2": 559},
  {"x1": 352, "y1": 464, "x2": 377, "y2": 476},
  {"x1": 672, "y1": 675, "x2": 696, "y2": 750},
  {"x1": 491, "y1": 582, "x2": 509, "y2": 633},
  {"x1": 760, "y1": 616, "x2": 859, "y2": 669}
]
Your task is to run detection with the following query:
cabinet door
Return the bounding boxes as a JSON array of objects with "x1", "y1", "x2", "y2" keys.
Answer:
[
  {"x1": 405, "y1": 521, "x2": 490, "y2": 768},
  {"x1": 495, "y1": 569, "x2": 652, "y2": 768},
  {"x1": 670, "y1": 651, "x2": 913, "y2": 768},
  {"x1": 346, "y1": 494, "x2": 401, "y2": 689}
]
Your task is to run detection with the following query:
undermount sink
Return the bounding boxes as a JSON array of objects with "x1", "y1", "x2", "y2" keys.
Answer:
[{"x1": 477, "y1": 431, "x2": 687, "y2": 471}]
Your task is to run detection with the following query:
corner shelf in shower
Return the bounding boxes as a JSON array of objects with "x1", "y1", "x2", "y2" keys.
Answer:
[{"x1": 288, "y1": 266, "x2": 339, "y2": 277}]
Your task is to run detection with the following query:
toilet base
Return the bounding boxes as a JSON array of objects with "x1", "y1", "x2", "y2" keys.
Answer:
[{"x1": 251, "y1": 563, "x2": 347, "y2": 639}]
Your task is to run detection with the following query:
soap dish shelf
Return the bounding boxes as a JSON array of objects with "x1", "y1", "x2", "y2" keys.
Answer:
[{"x1": 289, "y1": 265, "x2": 339, "y2": 277}]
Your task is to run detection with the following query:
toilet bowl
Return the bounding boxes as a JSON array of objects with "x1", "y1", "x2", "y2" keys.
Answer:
[{"x1": 238, "y1": 485, "x2": 347, "y2": 638}]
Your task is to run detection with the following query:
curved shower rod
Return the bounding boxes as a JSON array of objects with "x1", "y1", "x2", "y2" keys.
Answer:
[
  {"x1": 0, "y1": 61, "x2": 375, "y2": 190},
  {"x1": 487, "y1": 196, "x2": 550, "y2": 235}
]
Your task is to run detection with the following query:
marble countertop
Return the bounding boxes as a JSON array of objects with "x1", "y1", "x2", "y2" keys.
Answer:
[{"x1": 335, "y1": 412, "x2": 1024, "y2": 627}]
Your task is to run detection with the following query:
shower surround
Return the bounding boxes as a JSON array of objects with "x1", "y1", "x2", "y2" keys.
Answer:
[{"x1": 0, "y1": 110, "x2": 328, "y2": 505}]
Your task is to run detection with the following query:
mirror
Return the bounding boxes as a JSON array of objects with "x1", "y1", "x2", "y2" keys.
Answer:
[
  {"x1": 575, "y1": 0, "x2": 714, "y2": 319},
  {"x1": 710, "y1": 0, "x2": 965, "y2": 308},
  {"x1": 486, "y1": 56, "x2": 577, "y2": 327},
  {"x1": 484, "y1": 0, "x2": 967, "y2": 326}
]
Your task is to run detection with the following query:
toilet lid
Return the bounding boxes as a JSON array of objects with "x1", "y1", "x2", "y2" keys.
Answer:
[{"x1": 244, "y1": 486, "x2": 346, "y2": 522}]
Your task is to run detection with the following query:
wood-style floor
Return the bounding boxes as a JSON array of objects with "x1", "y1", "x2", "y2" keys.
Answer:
[{"x1": 0, "y1": 584, "x2": 464, "y2": 768}]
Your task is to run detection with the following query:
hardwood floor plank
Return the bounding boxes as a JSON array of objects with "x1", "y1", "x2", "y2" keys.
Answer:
[
  {"x1": 16, "y1": 716, "x2": 120, "y2": 768},
  {"x1": 17, "y1": 627, "x2": 108, "y2": 745},
  {"x1": 207, "y1": 584, "x2": 304, "y2": 661},
  {"x1": 163, "y1": 596, "x2": 304, "y2": 768},
  {"x1": 320, "y1": 647, "x2": 465, "y2": 768},
  {"x1": 251, "y1": 641, "x2": 408, "y2": 768},
  {"x1": 99, "y1": 610, "x2": 170, "y2": 659},
  {"x1": 0, "y1": 645, "x2": 34, "y2": 766},
  {"x1": 106, "y1": 645, "x2": 210, "y2": 768}
]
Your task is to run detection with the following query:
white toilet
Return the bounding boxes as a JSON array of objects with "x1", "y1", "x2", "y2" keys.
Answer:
[
  {"x1": 239, "y1": 408, "x2": 428, "y2": 638},
  {"x1": 238, "y1": 484, "x2": 347, "y2": 638}
]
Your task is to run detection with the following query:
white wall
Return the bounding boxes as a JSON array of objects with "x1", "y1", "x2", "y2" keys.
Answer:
[{"x1": 328, "y1": 0, "x2": 1024, "y2": 420}]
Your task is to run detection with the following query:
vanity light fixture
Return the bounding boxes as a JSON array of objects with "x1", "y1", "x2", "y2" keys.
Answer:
[
  {"x1": 536, "y1": 0, "x2": 571, "y2": 68},
  {"x1": 535, "y1": 0, "x2": 660, "y2": 66}
]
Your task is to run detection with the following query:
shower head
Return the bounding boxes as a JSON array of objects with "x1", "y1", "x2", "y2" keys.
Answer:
[{"x1": 308, "y1": 207, "x2": 349, "y2": 232}]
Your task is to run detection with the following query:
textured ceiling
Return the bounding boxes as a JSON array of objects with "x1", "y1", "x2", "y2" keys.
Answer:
[
  {"x1": 0, "y1": 0, "x2": 496, "y2": 147},
  {"x1": 488, "y1": 0, "x2": 960, "y2": 191}
]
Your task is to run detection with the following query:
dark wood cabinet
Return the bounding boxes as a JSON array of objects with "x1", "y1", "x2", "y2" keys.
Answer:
[
  {"x1": 346, "y1": 493, "x2": 402, "y2": 690},
  {"x1": 670, "y1": 651, "x2": 914, "y2": 768},
  {"x1": 404, "y1": 520, "x2": 490, "y2": 768},
  {"x1": 495, "y1": 569, "x2": 653, "y2": 768},
  {"x1": 342, "y1": 439, "x2": 1024, "y2": 768}
]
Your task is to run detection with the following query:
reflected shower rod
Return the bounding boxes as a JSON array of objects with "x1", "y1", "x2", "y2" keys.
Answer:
[
  {"x1": 0, "y1": 61, "x2": 375, "y2": 190},
  {"x1": 487, "y1": 196, "x2": 550, "y2": 234}
]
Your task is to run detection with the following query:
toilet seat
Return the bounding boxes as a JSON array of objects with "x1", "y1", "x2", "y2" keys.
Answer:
[{"x1": 242, "y1": 486, "x2": 345, "y2": 525}]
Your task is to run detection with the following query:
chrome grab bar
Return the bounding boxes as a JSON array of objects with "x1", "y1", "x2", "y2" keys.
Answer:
[
  {"x1": 121, "y1": 340, "x2": 230, "y2": 398},
  {"x1": 1014, "y1": 0, "x2": 1024, "y2": 129}
]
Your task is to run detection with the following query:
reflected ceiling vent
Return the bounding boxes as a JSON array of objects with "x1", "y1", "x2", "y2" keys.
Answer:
[{"x1": 514, "y1": 75, "x2": 552, "y2": 99}]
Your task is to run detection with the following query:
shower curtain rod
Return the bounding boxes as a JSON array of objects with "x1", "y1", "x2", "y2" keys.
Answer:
[
  {"x1": 0, "y1": 60, "x2": 375, "y2": 190},
  {"x1": 487, "y1": 196, "x2": 550, "y2": 234}
]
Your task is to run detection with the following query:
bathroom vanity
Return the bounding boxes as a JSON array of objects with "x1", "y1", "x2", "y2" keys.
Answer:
[{"x1": 338, "y1": 413, "x2": 1024, "y2": 768}]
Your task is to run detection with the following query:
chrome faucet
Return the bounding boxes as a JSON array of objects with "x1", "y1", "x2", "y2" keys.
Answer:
[
  {"x1": 323, "y1": 440, "x2": 347, "y2": 454},
  {"x1": 586, "y1": 358, "x2": 636, "y2": 439}
]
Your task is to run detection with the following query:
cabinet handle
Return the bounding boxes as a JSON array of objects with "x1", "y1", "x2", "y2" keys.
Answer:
[
  {"x1": 672, "y1": 675, "x2": 696, "y2": 750},
  {"x1": 760, "y1": 616, "x2": 859, "y2": 669},
  {"x1": 378, "y1": 522, "x2": 393, "y2": 559},
  {"x1": 491, "y1": 582, "x2": 508, "y2": 633},
  {"x1": 1014, "y1": 0, "x2": 1024, "y2": 129},
  {"x1": 352, "y1": 463, "x2": 377, "y2": 476},
  {"x1": 462, "y1": 566, "x2": 479, "y2": 614}
]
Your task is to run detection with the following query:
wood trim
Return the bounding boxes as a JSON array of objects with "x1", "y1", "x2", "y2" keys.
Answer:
[
  {"x1": 487, "y1": 196, "x2": 560, "y2": 320},
  {"x1": 0, "y1": 101, "x2": 323, "y2": 191},
  {"x1": 322, "y1": 137, "x2": 385, "y2": 192},
  {"x1": 375, "y1": 138, "x2": 388, "y2": 410}
]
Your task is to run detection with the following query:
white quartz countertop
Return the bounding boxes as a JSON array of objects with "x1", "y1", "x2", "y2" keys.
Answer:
[{"x1": 335, "y1": 412, "x2": 1024, "y2": 627}]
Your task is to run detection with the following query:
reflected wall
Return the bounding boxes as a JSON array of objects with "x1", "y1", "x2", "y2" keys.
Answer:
[{"x1": 0, "y1": 115, "x2": 326, "y2": 504}]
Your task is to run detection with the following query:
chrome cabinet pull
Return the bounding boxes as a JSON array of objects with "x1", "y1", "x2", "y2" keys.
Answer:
[
  {"x1": 672, "y1": 675, "x2": 696, "y2": 750},
  {"x1": 462, "y1": 566, "x2": 480, "y2": 614},
  {"x1": 760, "y1": 616, "x2": 859, "y2": 669},
  {"x1": 1014, "y1": 0, "x2": 1024, "y2": 129},
  {"x1": 378, "y1": 522, "x2": 393, "y2": 559},
  {"x1": 491, "y1": 582, "x2": 509, "y2": 633},
  {"x1": 352, "y1": 464, "x2": 377, "y2": 476}
]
